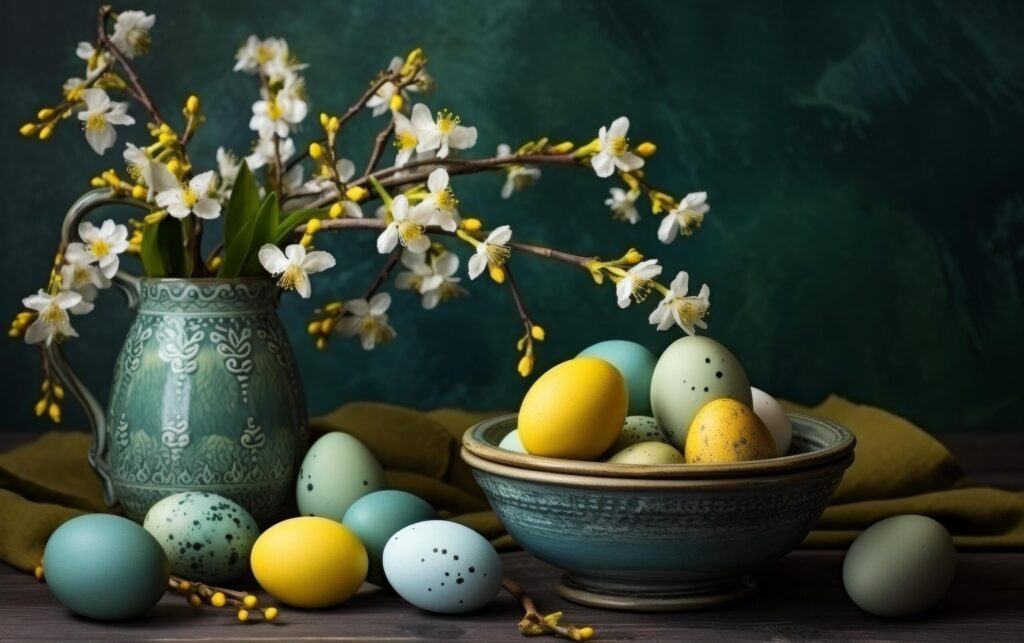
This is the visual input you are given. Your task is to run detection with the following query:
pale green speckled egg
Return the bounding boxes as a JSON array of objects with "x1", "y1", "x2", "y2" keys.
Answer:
[
  {"x1": 650, "y1": 336, "x2": 752, "y2": 448},
  {"x1": 143, "y1": 492, "x2": 258, "y2": 583},
  {"x1": 608, "y1": 415, "x2": 668, "y2": 453},
  {"x1": 297, "y1": 432, "x2": 387, "y2": 522},
  {"x1": 607, "y1": 441, "x2": 684, "y2": 464}
]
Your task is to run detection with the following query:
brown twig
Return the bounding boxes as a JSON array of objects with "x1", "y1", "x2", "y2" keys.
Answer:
[
  {"x1": 362, "y1": 248, "x2": 402, "y2": 299},
  {"x1": 503, "y1": 262, "x2": 535, "y2": 336},
  {"x1": 168, "y1": 575, "x2": 278, "y2": 623},
  {"x1": 97, "y1": 5, "x2": 164, "y2": 126},
  {"x1": 357, "y1": 153, "x2": 578, "y2": 191},
  {"x1": 502, "y1": 576, "x2": 594, "y2": 641},
  {"x1": 363, "y1": 117, "x2": 395, "y2": 178}
]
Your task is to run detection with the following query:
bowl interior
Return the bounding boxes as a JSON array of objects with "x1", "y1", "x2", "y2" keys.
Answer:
[{"x1": 463, "y1": 413, "x2": 855, "y2": 479}]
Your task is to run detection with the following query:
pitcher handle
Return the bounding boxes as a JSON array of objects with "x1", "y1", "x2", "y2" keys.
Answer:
[{"x1": 42, "y1": 189, "x2": 149, "y2": 506}]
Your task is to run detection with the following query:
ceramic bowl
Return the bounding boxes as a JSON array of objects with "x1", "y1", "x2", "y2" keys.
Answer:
[{"x1": 462, "y1": 413, "x2": 855, "y2": 612}]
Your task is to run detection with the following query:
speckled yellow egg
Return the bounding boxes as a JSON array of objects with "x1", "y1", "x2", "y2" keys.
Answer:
[
  {"x1": 251, "y1": 517, "x2": 367, "y2": 608},
  {"x1": 684, "y1": 399, "x2": 776, "y2": 464},
  {"x1": 518, "y1": 357, "x2": 628, "y2": 460},
  {"x1": 608, "y1": 441, "x2": 684, "y2": 465}
]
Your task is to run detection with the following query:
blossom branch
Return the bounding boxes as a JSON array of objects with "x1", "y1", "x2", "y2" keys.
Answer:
[
  {"x1": 362, "y1": 248, "x2": 402, "y2": 300},
  {"x1": 504, "y1": 262, "x2": 537, "y2": 336},
  {"x1": 502, "y1": 576, "x2": 593, "y2": 641},
  {"x1": 97, "y1": 5, "x2": 164, "y2": 126},
  {"x1": 358, "y1": 153, "x2": 578, "y2": 190},
  {"x1": 362, "y1": 117, "x2": 395, "y2": 178}
]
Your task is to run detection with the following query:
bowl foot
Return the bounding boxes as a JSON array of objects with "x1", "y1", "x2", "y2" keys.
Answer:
[{"x1": 556, "y1": 573, "x2": 757, "y2": 612}]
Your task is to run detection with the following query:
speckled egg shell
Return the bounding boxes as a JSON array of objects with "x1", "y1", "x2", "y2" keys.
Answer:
[
  {"x1": 578, "y1": 340, "x2": 658, "y2": 416},
  {"x1": 609, "y1": 415, "x2": 668, "y2": 453},
  {"x1": 498, "y1": 429, "x2": 527, "y2": 453},
  {"x1": 650, "y1": 336, "x2": 752, "y2": 448},
  {"x1": 143, "y1": 492, "x2": 258, "y2": 584},
  {"x1": 297, "y1": 432, "x2": 387, "y2": 522},
  {"x1": 383, "y1": 520, "x2": 503, "y2": 614},
  {"x1": 751, "y1": 387, "x2": 793, "y2": 456},
  {"x1": 343, "y1": 490, "x2": 437, "y2": 587},
  {"x1": 608, "y1": 441, "x2": 684, "y2": 465},
  {"x1": 684, "y1": 398, "x2": 776, "y2": 464}
]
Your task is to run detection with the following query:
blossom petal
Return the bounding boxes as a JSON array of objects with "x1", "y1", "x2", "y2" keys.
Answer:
[
  {"x1": 615, "y1": 152, "x2": 645, "y2": 172},
  {"x1": 467, "y1": 253, "x2": 487, "y2": 280},
  {"x1": 65, "y1": 243, "x2": 94, "y2": 265},
  {"x1": 294, "y1": 271, "x2": 311, "y2": 298},
  {"x1": 609, "y1": 116, "x2": 630, "y2": 138},
  {"x1": 336, "y1": 158, "x2": 356, "y2": 182},
  {"x1": 192, "y1": 198, "x2": 222, "y2": 220},
  {"x1": 488, "y1": 225, "x2": 512, "y2": 246},
  {"x1": 405, "y1": 234, "x2": 431, "y2": 254},
  {"x1": 22, "y1": 291, "x2": 52, "y2": 311},
  {"x1": 258, "y1": 244, "x2": 289, "y2": 274},
  {"x1": 84, "y1": 123, "x2": 116, "y2": 155},
  {"x1": 377, "y1": 225, "x2": 399, "y2": 254},
  {"x1": 301, "y1": 250, "x2": 336, "y2": 274},
  {"x1": 411, "y1": 103, "x2": 434, "y2": 130},
  {"x1": 369, "y1": 292, "x2": 391, "y2": 315},
  {"x1": 434, "y1": 252, "x2": 459, "y2": 277},
  {"x1": 657, "y1": 215, "x2": 679, "y2": 244},
  {"x1": 448, "y1": 126, "x2": 477, "y2": 150},
  {"x1": 591, "y1": 152, "x2": 615, "y2": 178},
  {"x1": 427, "y1": 168, "x2": 448, "y2": 194}
]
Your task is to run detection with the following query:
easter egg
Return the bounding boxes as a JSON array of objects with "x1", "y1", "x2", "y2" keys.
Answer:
[
  {"x1": 843, "y1": 515, "x2": 956, "y2": 617},
  {"x1": 607, "y1": 441, "x2": 684, "y2": 465},
  {"x1": 143, "y1": 491, "x2": 258, "y2": 583},
  {"x1": 383, "y1": 520, "x2": 503, "y2": 614},
  {"x1": 43, "y1": 514, "x2": 169, "y2": 620},
  {"x1": 498, "y1": 429, "x2": 527, "y2": 453},
  {"x1": 251, "y1": 516, "x2": 367, "y2": 608},
  {"x1": 684, "y1": 399, "x2": 775, "y2": 464},
  {"x1": 518, "y1": 357, "x2": 628, "y2": 460},
  {"x1": 751, "y1": 387, "x2": 793, "y2": 456},
  {"x1": 650, "y1": 336, "x2": 752, "y2": 447},
  {"x1": 609, "y1": 415, "x2": 668, "y2": 453},
  {"x1": 343, "y1": 490, "x2": 437, "y2": 587},
  {"x1": 578, "y1": 340, "x2": 657, "y2": 415},
  {"x1": 297, "y1": 432, "x2": 387, "y2": 522}
]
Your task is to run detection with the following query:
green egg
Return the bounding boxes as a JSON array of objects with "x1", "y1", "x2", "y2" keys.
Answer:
[
  {"x1": 609, "y1": 415, "x2": 668, "y2": 453},
  {"x1": 342, "y1": 490, "x2": 437, "y2": 586},
  {"x1": 608, "y1": 441, "x2": 684, "y2": 465},
  {"x1": 298, "y1": 432, "x2": 387, "y2": 522},
  {"x1": 43, "y1": 514, "x2": 169, "y2": 620}
]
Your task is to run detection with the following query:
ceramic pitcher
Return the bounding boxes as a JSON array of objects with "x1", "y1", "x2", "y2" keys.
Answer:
[{"x1": 46, "y1": 190, "x2": 308, "y2": 522}]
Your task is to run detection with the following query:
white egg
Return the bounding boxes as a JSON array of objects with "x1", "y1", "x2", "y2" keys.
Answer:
[
  {"x1": 498, "y1": 429, "x2": 526, "y2": 453},
  {"x1": 750, "y1": 387, "x2": 792, "y2": 456}
]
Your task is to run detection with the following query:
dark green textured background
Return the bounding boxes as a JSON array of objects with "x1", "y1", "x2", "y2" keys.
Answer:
[{"x1": 2, "y1": 0, "x2": 1022, "y2": 434}]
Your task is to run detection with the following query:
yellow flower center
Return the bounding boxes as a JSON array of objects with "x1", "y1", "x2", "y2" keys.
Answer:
[
  {"x1": 608, "y1": 135, "x2": 629, "y2": 157},
  {"x1": 436, "y1": 109, "x2": 461, "y2": 135},
  {"x1": 438, "y1": 282, "x2": 461, "y2": 301},
  {"x1": 628, "y1": 276, "x2": 654, "y2": 303},
  {"x1": 277, "y1": 265, "x2": 303, "y2": 291},
  {"x1": 89, "y1": 239, "x2": 111, "y2": 258},
  {"x1": 125, "y1": 161, "x2": 143, "y2": 182},
  {"x1": 679, "y1": 209, "x2": 705, "y2": 236},
  {"x1": 394, "y1": 131, "x2": 417, "y2": 151},
  {"x1": 85, "y1": 113, "x2": 106, "y2": 131},
  {"x1": 72, "y1": 264, "x2": 90, "y2": 286},
  {"x1": 397, "y1": 219, "x2": 425, "y2": 244},
  {"x1": 674, "y1": 296, "x2": 710, "y2": 327},
  {"x1": 360, "y1": 314, "x2": 394, "y2": 345},
  {"x1": 256, "y1": 44, "x2": 275, "y2": 64},
  {"x1": 435, "y1": 187, "x2": 458, "y2": 212},
  {"x1": 41, "y1": 302, "x2": 67, "y2": 325},
  {"x1": 268, "y1": 100, "x2": 284, "y2": 121},
  {"x1": 127, "y1": 28, "x2": 151, "y2": 55},
  {"x1": 182, "y1": 185, "x2": 199, "y2": 208},
  {"x1": 485, "y1": 242, "x2": 511, "y2": 267},
  {"x1": 65, "y1": 85, "x2": 85, "y2": 102}
]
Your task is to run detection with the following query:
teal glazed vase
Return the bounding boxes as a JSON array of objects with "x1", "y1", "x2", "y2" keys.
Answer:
[{"x1": 46, "y1": 191, "x2": 308, "y2": 523}]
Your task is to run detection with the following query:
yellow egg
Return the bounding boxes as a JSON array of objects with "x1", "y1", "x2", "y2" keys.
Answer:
[
  {"x1": 251, "y1": 517, "x2": 367, "y2": 608},
  {"x1": 684, "y1": 399, "x2": 776, "y2": 464},
  {"x1": 518, "y1": 357, "x2": 628, "y2": 460}
]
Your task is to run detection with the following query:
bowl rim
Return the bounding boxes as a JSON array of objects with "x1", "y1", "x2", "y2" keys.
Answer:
[{"x1": 461, "y1": 413, "x2": 856, "y2": 480}]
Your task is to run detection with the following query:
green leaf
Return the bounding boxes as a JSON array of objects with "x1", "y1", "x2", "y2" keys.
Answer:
[
  {"x1": 241, "y1": 192, "x2": 281, "y2": 276},
  {"x1": 140, "y1": 216, "x2": 185, "y2": 278},
  {"x1": 274, "y1": 207, "x2": 328, "y2": 245},
  {"x1": 223, "y1": 160, "x2": 259, "y2": 251}
]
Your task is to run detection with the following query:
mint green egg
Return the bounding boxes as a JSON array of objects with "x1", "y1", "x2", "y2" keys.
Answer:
[
  {"x1": 43, "y1": 514, "x2": 169, "y2": 620},
  {"x1": 297, "y1": 432, "x2": 387, "y2": 522},
  {"x1": 343, "y1": 490, "x2": 437, "y2": 586},
  {"x1": 578, "y1": 340, "x2": 657, "y2": 415}
]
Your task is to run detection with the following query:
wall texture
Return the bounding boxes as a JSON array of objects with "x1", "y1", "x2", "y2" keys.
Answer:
[{"x1": 2, "y1": 0, "x2": 1022, "y2": 433}]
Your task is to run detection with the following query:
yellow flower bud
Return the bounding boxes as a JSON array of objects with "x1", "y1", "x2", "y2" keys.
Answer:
[
  {"x1": 389, "y1": 94, "x2": 404, "y2": 112},
  {"x1": 345, "y1": 186, "x2": 368, "y2": 202},
  {"x1": 309, "y1": 142, "x2": 324, "y2": 160},
  {"x1": 320, "y1": 112, "x2": 329, "y2": 127},
  {"x1": 188, "y1": 594, "x2": 202, "y2": 608},
  {"x1": 328, "y1": 116, "x2": 339, "y2": 133},
  {"x1": 48, "y1": 402, "x2": 61, "y2": 423},
  {"x1": 90, "y1": 177, "x2": 106, "y2": 188},
  {"x1": 177, "y1": 580, "x2": 191, "y2": 593},
  {"x1": 299, "y1": 233, "x2": 313, "y2": 248},
  {"x1": 517, "y1": 354, "x2": 534, "y2": 377},
  {"x1": 531, "y1": 325, "x2": 546, "y2": 341},
  {"x1": 242, "y1": 594, "x2": 259, "y2": 609},
  {"x1": 405, "y1": 47, "x2": 425, "y2": 67},
  {"x1": 636, "y1": 142, "x2": 657, "y2": 158},
  {"x1": 159, "y1": 131, "x2": 177, "y2": 145},
  {"x1": 307, "y1": 321, "x2": 321, "y2": 335},
  {"x1": 53, "y1": 384, "x2": 65, "y2": 400},
  {"x1": 306, "y1": 218, "x2": 322, "y2": 233},
  {"x1": 325, "y1": 302, "x2": 344, "y2": 313},
  {"x1": 144, "y1": 210, "x2": 167, "y2": 225},
  {"x1": 578, "y1": 626, "x2": 595, "y2": 640},
  {"x1": 489, "y1": 265, "x2": 506, "y2": 284},
  {"x1": 19, "y1": 123, "x2": 38, "y2": 136},
  {"x1": 237, "y1": 609, "x2": 249, "y2": 622},
  {"x1": 38, "y1": 125, "x2": 54, "y2": 140},
  {"x1": 329, "y1": 203, "x2": 343, "y2": 219},
  {"x1": 624, "y1": 249, "x2": 643, "y2": 264},
  {"x1": 37, "y1": 108, "x2": 55, "y2": 120},
  {"x1": 209, "y1": 256, "x2": 222, "y2": 270},
  {"x1": 34, "y1": 565, "x2": 44, "y2": 580},
  {"x1": 319, "y1": 318, "x2": 335, "y2": 335},
  {"x1": 167, "y1": 159, "x2": 182, "y2": 176},
  {"x1": 34, "y1": 398, "x2": 47, "y2": 417},
  {"x1": 131, "y1": 185, "x2": 148, "y2": 200},
  {"x1": 211, "y1": 592, "x2": 226, "y2": 608},
  {"x1": 549, "y1": 141, "x2": 574, "y2": 154},
  {"x1": 315, "y1": 336, "x2": 328, "y2": 351},
  {"x1": 185, "y1": 95, "x2": 200, "y2": 114},
  {"x1": 263, "y1": 606, "x2": 279, "y2": 621},
  {"x1": 461, "y1": 218, "x2": 482, "y2": 231}
]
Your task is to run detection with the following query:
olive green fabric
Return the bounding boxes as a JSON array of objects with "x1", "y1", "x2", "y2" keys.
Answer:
[{"x1": 2, "y1": 397, "x2": 1022, "y2": 573}]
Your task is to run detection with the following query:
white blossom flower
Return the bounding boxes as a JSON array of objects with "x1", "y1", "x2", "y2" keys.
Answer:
[
  {"x1": 658, "y1": 192, "x2": 710, "y2": 244},
  {"x1": 605, "y1": 187, "x2": 640, "y2": 224},
  {"x1": 496, "y1": 144, "x2": 541, "y2": 198},
  {"x1": 615, "y1": 259, "x2": 661, "y2": 309},
  {"x1": 110, "y1": 10, "x2": 155, "y2": 59},
  {"x1": 59, "y1": 261, "x2": 109, "y2": 315},
  {"x1": 258, "y1": 243, "x2": 335, "y2": 299},
  {"x1": 65, "y1": 219, "x2": 129, "y2": 279},
  {"x1": 365, "y1": 56, "x2": 409, "y2": 116},
  {"x1": 156, "y1": 171, "x2": 221, "y2": 220},
  {"x1": 336, "y1": 292, "x2": 396, "y2": 350},
  {"x1": 21, "y1": 290, "x2": 83, "y2": 346},
  {"x1": 591, "y1": 116, "x2": 644, "y2": 178},
  {"x1": 376, "y1": 195, "x2": 432, "y2": 254},
  {"x1": 233, "y1": 36, "x2": 304, "y2": 80},
  {"x1": 411, "y1": 103, "x2": 478, "y2": 159},
  {"x1": 245, "y1": 136, "x2": 295, "y2": 170},
  {"x1": 75, "y1": 42, "x2": 109, "y2": 73},
  {"x1": 395, "y1": 250, "x2": 466, "y2": 310},
  {"x1": 648, "y1": 271, "x2": 710, "y2": 335},
  {"x1": 393, "y1": 112, "x2": 419, "y2": 167},
  {"x1": 123, "y1": 143, "x2": 176, "y2": 200},
  {"x1": 213, "y1": 147, "x2": 242, "y2": 201},
  {"x1": 412, "y1": 168, "x2": 459, "y2": 231},
  {"x1": 468, "y1": 225, "x2": 512, "y2": 280},
  {"x1": 249, "y1": 84, "x2": 308, "y2": 140},
  {"x1": 63, "y1": 77, "x2": 87, "y2": 101},
  {"x1": 77, "y1": 89, "x2": 135, "y2": 155}
]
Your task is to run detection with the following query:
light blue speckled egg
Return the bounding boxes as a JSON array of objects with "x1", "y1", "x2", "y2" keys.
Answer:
[
  {"x1": 608, "y1": 415, "x2": 668, "y2": 453},
  {"x1": 143, "y1": 492, "x2": 259, "y2": 583},
  {"x1": 44, "y1": 514, "x2": 169, "y2": 620},
  {"x1": 297, "y1": 432, "x2": 387, "y2": 522},
  {"x1": 383, "y1": 520, "x2": 503, "y2": 614},
  {"x1": 343, "y1": 490, "x2": 437, "y2": 587},
  {"x1": 578, "y1": 340, "x2": 657, "y2": 416}
]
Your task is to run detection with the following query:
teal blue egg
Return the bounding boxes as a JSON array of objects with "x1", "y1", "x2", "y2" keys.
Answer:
[
  {"x1": 43, "y1": 514, "x2": 169, "y2": 620},
  {"x1": 578, "y1": 340, "x2": 657, "y2": 415},
  {"x1": 144, "y1": 492, "x2": 259, "y2": 583},
  {"x1": 343, "y1": 490, "x2": 437, "y2": 586}
]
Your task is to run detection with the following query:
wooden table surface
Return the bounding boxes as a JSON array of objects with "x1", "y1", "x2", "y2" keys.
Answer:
[{"x1": 1, "y1": 433, "x2": 1022, "y2": 642}]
